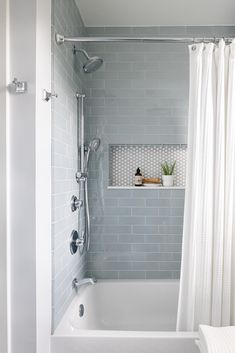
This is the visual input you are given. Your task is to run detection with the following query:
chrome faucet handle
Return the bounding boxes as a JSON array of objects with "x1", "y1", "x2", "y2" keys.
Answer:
[
  {"x1": 72, "y1": 277, "x2": 97, "y2": 291},
  {"x1": 72, "y1": 278, "x2": 78, "y2": 290},
  {"x1": 71, "y1": 195, "x2": 83, "y2": 212},
  {"x1": 70, "y1": 230, "x2": 84, "y2": 255}
]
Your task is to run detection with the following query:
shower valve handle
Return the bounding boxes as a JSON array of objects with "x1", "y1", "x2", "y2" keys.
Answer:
[{"x1": 71, "y1": 195, "x2": 83, "y2": 212}]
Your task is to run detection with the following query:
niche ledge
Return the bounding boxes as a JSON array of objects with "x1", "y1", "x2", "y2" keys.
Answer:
[{"x1": 107, "y1": 186, "x2": 185, "y2": 190}]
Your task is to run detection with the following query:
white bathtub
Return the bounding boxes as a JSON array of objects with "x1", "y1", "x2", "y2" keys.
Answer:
[{"x1": 52, "y1": 280, "x2": 198, "y2": 353}]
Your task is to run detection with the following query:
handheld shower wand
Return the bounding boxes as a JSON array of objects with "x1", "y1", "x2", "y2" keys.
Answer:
[{"x1": 86, "y1": 138, "x2": 101, "y2": 171}]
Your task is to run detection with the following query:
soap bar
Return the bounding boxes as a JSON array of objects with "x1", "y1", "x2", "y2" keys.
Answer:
[{"x1": 143, "y1": 178, "x2": 161, "y2": 184}]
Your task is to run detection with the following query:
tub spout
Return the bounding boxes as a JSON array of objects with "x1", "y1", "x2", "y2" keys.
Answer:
[{"x1": 72, "y1": 277, "x2": 97, "y2": 291}]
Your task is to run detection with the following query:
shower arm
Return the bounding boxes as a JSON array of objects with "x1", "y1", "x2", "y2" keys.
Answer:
[
  {"x1": 56, "y1": 33, "x2": 234, "y2": 45},
  {"x1": 73, "y1": 47, "x2": 90, "y2": 60}
]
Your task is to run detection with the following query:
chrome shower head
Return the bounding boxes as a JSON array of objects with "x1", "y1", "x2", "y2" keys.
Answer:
[
  {"x1": 88, "y1": 138, "x2": 100, "y2": 152},
  {"x1": 73, "y1": 47, "x2": 103, "y2": 73},
  {"x1": 83, "y1": 57, "x2": 103, "y2": 73},
  {"x1": 86, "y1": 138, "x2": 101, "y2": 171}
]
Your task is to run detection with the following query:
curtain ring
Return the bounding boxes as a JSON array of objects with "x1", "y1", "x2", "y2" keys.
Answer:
[
  {"x1": 203, "y1": 38, "x2": 207, "y2": 50},
  {"x1": 192, "y1": 45, "x2": 196, "y2": 51},
  {"x1": 213, "y1": 38, "x2": 218, "y2": 51}
]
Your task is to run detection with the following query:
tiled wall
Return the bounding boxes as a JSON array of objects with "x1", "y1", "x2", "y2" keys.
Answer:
[
  {"x1": 51, "y1": 0, "x2": 86, "y2": 330},
  {"x1": 85, "y1": 26, "x2": 235, "y2": 279},
  {"x1": 87, "y1": 189, "x2": 184, "y2": 279}
]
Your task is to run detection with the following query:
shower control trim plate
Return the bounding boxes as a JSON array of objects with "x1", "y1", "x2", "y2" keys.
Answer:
[{"x1": 70, "y1": 230, "x2": 84, "y2": 255}]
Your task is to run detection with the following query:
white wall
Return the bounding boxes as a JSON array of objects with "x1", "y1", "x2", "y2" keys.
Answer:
[
  {"x1": 5, "y1": 0, "x2": 51, "y2": 352},
  {"x1": 8, "y1": 2, "x2": 37, "y2": 351},
  {"x1": 0, "y1": 0, "x2": 8, "y2": 351}
]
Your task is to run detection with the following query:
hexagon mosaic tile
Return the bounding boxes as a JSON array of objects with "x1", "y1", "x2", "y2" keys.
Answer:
[{"x1": 110, "y1": 144, "x2": 187, "y2": 186}]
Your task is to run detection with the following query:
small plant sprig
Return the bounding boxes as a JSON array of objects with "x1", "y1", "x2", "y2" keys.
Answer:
[{"x1": 161, "y1": 161, "x2": 176, "y2": 175}]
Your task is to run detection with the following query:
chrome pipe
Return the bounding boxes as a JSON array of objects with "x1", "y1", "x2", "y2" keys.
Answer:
[
  {"x1": 73, "y1": 47, "x2": 90, "y2": 60},
  {"x1": 85, "y1": 178, "x2": 90, "y2": 251},
  {"x1": 76, "y1": 93, "x2": 85, "y2": 174},
  {"x1": 56, "y1": 33, "x2": 234, "y2": 44}
]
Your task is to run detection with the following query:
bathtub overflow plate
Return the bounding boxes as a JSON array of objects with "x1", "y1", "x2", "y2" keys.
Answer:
[{"x1": 79, "y1": 304, "x2": 85, "y2": 317}]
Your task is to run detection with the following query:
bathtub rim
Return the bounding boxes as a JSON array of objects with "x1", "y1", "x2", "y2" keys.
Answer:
[
  {"x1": 53, "y1": 279, "x2": 197, "y2": 339},
  {"x1": 53, "y1": 329, "x2": 198, "y2": 338}
]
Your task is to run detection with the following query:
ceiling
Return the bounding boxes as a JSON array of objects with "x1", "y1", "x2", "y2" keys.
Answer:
[{"x1": 75, "y1": 0, "x2": 235, "y2": 27}]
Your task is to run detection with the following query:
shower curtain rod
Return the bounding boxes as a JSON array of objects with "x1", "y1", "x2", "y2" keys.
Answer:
[{"x1": 56, "y1": 33, "x2": 233, "y2": 45}]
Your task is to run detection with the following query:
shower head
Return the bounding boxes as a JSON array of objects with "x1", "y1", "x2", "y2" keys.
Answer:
[
  {"x1": 88, "y1": 138, "x2": 100, "y2": 152},
  {"x1": 86, "y1": 138, "x2": 101, "y2": 171},
  {"x1": 73, "y1": 47, "x2": 103, "y2": 73},
  {"x1": 83, "y1": 57, "x2": 103, "y2": 74}
]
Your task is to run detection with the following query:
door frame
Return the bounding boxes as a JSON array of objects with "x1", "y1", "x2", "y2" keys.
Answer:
[
  {"x1": 35, "y1": 0, "x2": 52, "y2": 351},
  {"x1": 0, "y1": 0, "x2": 52, "y2": 352},
  {"x1": 0, "y1": 0, "x2": 8, "y2": 351}
]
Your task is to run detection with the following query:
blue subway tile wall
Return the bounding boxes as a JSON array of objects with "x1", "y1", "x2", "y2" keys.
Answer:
[
  {"x1": 51, "y1": 0, "x2": 86, "y2": 330},
  {"x1": 84, "y1": 26, "x2": 235, "y2": 280},
  {"x1": 86, "y1": 188, "x2": 184, "y2": 279}
]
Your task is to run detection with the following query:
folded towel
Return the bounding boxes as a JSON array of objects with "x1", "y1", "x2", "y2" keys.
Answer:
[
  {"x1": 197, "y1": 325, "x2": 235, "y2": 353},
  {"x1": 195, "y1": 338, "x2": 209, "y2": 353}
]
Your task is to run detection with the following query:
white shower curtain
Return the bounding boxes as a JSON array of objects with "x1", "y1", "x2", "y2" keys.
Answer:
[{"x1": 177, "y1": 40, "x2": 235, "y2": 331}]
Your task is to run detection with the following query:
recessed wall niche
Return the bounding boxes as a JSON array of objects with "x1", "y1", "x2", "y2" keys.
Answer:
[{"x1": 109, "y1": 144, "x2": 187, "y2": 187}]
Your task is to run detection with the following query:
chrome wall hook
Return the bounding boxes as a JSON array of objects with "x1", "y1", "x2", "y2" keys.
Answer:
[{"x1": 42, "y1": 89, "x2": 58, "y2": 102}]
